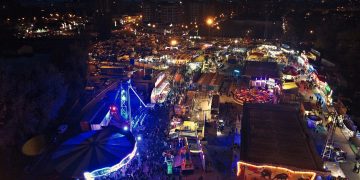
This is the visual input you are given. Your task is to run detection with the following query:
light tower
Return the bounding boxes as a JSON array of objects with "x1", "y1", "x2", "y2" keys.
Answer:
[{"x1": 120, "y1": 83, "x2": 129, "y2": 121}]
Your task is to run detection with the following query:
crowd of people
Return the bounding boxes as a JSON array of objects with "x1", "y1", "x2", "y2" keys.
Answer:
[{"x1": 98, "y1": 106, "x2": 172, "y2": 180}]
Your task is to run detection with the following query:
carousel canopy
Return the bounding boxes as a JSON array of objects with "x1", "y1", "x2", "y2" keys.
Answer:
[{"x1": 52, "y1": 126, "x2": 135, "y2": 178}]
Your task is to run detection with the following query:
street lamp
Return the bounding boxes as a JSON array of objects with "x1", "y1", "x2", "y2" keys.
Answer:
[
  {"x1": 170, "y1": 39, "x2": 178, "y2": 46},
  {"x1": 206, "y1": 17, "x2": 214, "y2": 26},
  {"x1": 195, "y1": 25, "x2": 199, "y2": 36},
  {"x1": 234, "y1": 39, "x2": 239, "y2": 49},
  {"x1": 205, "y1": 17, "x2": 214, "y2": 37}
]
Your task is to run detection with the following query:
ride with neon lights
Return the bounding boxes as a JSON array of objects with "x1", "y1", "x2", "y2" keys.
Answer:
[{"x1": 83, "y1": 81, "x2": 153, "y2": 179}]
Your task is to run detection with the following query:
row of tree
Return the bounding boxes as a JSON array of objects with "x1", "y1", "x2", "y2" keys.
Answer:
[{"x1": 0, "y1": 41, "x2": 88, "y2": 178}]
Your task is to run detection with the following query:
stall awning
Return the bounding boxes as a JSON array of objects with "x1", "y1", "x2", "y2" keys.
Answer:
[{"x1": 283, "y1": 82, "x2": 298, "y2": 90}]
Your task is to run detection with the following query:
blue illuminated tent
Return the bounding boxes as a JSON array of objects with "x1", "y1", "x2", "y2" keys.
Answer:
[{"x1": 52, "y1": 126, "x2": 135, "y2": 178}]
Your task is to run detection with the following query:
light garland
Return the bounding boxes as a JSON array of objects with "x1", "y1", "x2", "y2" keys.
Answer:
[
  {"x1": 83, "y1": 142, "x2": 138, "y2": 180},
  {"x1": 237, "y1": 161, "x2": 317, "y2": 180}
]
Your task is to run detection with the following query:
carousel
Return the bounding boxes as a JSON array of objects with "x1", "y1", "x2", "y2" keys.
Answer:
[{"x1": 51, "y1": 126, "x2": 136, "y2": 179}]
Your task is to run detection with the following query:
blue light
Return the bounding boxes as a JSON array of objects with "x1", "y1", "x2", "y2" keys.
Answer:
[
  {"x1": 84, "y1": 142, "x2": 138, "y2": 179},
  {"x1": 137, "y1": 136, "x2": 142, "y2": 141},
  {"x1": 121, "y1": 90, "x2": 127, "y2": 101},
  {"x1": 123, "y1": 126, "x2": 129, "y2": 131}
]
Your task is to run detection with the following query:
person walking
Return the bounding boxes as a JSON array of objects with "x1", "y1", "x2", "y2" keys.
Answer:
[{"x1": 353, "y1": 162, "x2": 359, "y2": 173}]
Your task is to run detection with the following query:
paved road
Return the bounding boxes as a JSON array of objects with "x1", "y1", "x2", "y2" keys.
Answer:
[
  {"x1": 335, "y1": 128, "x2": 360, "y2": 179},
  {"x1": 297, "y1": 73, "x2": 360, "y2": 179}
]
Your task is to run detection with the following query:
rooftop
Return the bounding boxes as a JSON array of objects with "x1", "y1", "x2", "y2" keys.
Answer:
[
  {"x1": 197, "y1": 73, "x2": 224, "y2": 86},
  {"x1": 241, "y1": 103, "x2": 324, "y2": 172},
  {"x1": 244, "y1": 61, "x2": 280, "y2": 79}
]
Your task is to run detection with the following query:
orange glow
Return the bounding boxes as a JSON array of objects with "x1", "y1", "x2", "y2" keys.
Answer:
[
  {"x1": 170, "y1": 39, "x2": 178, "y2": 46},
  {"x1": 206, "y1": 17, "x2": 214, "y2": 26},
  {"x1": 237, "y1": 161, "x2": 317, "y2": 180}
]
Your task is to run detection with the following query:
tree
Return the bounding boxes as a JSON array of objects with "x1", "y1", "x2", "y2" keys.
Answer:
[{"x1": 0, "y1": 59, "x2": 67, "y2": 178}]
